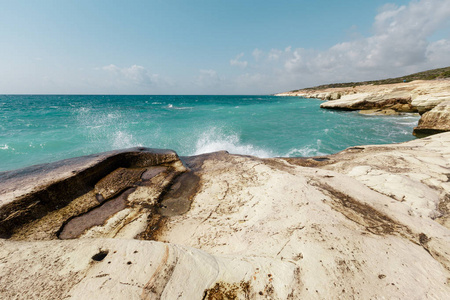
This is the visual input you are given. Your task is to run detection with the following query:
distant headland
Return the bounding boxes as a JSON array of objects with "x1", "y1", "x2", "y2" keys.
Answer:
[{"x1": 276, "y1": 66, "x2": 450, "y2": 137}]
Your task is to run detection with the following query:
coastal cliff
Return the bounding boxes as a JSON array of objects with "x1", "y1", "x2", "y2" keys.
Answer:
[
  {"x1": 1, "y1": 133, "x2": 450, "y2": 299},
  {"x1": 276, "y1": 79, "x2": 450, "y2": 136}
]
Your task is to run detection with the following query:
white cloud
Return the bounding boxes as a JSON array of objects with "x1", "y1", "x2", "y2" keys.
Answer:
[
  {"x1": 426, "y1": 39, "x2": 450, "y2": 66},
  {"x1": 295, "y1": 0, "x2": 449, "y2": 78},
  {"x1": 102, "y1": 64, "x2": 121, "y2": 73},
  {"x1": 230, "y1": 53, "x2": 248, "y2": 68},
  {"x1": 252, "y1": 48, "x2": 263, "y2": 61},
  {"x1": 194, "y1": 69, "x2": 221, "y2": 88},
  {"x1": 102, "y1": 64, "x2": 157, "y2": 86},
  {"x1": 268, "y1": 49, "x2": 283, "y2": 61},
  {"x1": 121, "y1": 65, "x2": 154, "y2": 85},
  {"x1": 235, "y1": 0, "x2": 450, "y2": 93}
]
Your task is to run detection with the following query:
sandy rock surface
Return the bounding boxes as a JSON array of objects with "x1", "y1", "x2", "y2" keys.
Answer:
[
  {"x1": 1, "y1": 134, "x2": 450, "y2": 299},
  {"x1": 414, "y1": 100, "x2": 450, "y2": 137}
]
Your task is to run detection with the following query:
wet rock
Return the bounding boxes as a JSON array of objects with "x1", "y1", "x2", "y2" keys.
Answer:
[
  {"x1": 358, "y1": 108, "x2": 400, "y2": 115},
  {"x1": 141, "y1": 166, "x2": 167, "y2": 180},
  {"x1": 159, "y1": 172, "x2": 200, "y2": 217},
  {"x1": 0, "y1": 148, "x2": 183, "y2": 238},
  {"x1": 58, "y1": 188, "x2": 134, "y2": 239}
]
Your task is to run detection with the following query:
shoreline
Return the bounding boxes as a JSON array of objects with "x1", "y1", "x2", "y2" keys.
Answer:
[{"x1": 276, "y1": 79, "x2": 450, "y2": 137}]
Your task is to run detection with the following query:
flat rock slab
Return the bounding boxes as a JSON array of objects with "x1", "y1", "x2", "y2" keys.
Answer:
[{"x1": 0, "y1": 238, "x2": 302, "y2": 299}]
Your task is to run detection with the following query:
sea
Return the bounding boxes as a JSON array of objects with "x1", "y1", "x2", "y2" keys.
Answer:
[{"x1": 0, "y1": 95, "x2": 420, "y2": 172}]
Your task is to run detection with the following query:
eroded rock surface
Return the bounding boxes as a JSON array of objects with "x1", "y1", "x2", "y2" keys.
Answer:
[
  {"x1": 413, "y1": 100, "x2": 450, "y2": 137},
  {"x1": 1, "y1": 135, "x2": 450, "y2": 299},
  {"x1": 0, "y1": 148, "x2": 197, "y2": 240}
]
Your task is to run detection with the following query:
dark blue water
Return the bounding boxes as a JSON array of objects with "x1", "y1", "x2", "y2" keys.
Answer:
[{"x1": 0, "y1": 95, "x2": 419, "y2": 171}]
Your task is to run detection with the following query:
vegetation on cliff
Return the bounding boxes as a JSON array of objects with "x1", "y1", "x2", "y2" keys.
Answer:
[{"x1": 290, "y1": 66, "x2": 450, "y2": 92}]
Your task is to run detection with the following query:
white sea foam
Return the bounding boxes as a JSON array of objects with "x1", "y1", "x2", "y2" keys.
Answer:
[
  {"x1": 78, "y1": 107, "x2": 91, "y2": 113},
  {"x1": 173, "y1": 106, "x2": 193, "y2": 110},
  {"x1": 286, "y1": 147, "x2": 326, "y2": 157},
  {"x1": 194, "y1": 127, "x2": 272, "y2": 158},
  {"x1": 395, "y1": 121, "x2": 419, "y2": 126},
  {"x1": 165, "y1": 103, "x2": 192, "y2": 110},
  {"x1": 286, "y1": 140, "x2": 326, "y2": 157},
  {"x1": 0, "y1": 144, "x2": 10, "y2": 150}
]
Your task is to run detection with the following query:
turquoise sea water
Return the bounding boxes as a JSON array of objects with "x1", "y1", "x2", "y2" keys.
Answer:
[{"x1": 0, "y1": 95, "x2": 420, "y2": 172}]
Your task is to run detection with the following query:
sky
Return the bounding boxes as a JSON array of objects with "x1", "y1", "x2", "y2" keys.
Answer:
[{"x1": 0, "y1": 0, "x2": 449, "y2": 95}]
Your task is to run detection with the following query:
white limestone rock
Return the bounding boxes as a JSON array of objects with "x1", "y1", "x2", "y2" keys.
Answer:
[{"x1": 1, "y1": 134, "x2": 450, "y2": 299}]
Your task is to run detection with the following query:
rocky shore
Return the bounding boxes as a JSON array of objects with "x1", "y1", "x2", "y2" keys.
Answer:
[
  {"x1": 1, "y1": 132, "x2": 450, "y2": 298},
  {"x1": 276, "y1": 79, "x2": 450, "y2": 137}
]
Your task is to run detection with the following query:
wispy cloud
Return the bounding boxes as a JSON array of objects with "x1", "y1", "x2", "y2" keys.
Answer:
[
  {"x1": 230, "y1": 53, "x2": 248, "y2": 68},
  {"x1": 193, "y1": 69, "x2": 221, "y2": 88},
  {"x1": 102, "y1": 64, "x2": 157, "y2": 86},
  {"x1": 252, "y1": 49, "x2": 263, "y2": 61}
]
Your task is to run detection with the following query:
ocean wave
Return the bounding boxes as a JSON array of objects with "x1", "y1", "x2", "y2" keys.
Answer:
[
  {"x1": 386, "y1": 129, "x2": 410, "y2": 137},
  {"x1": 285, "y1": 140, "x2": 326, "y2": 157},
  {"x1": 394, "y1": 121, "x2": 419, "y2": 126},
  {"x1": 193, "y1": 127, "x2": 272, "y2": 158},
  {"x1": 78, "y1": 107, "x2": 91, "y2": 113},
  {"x1": 165, "y1": 103, "x2": 193, "y2": 110},
  {"x1": 286, "y1": 147, "x2": 327, "y2": 157}
]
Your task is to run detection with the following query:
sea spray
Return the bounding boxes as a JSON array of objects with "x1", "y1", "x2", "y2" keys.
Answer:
[{"x1": 194, "y1": 127, "x2": 272, "y2": 157}]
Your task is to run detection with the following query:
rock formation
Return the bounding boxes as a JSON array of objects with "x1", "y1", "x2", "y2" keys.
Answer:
[
  {"x1": 1, "y1": 132, "x2": 450, "y2": 299},
  {"x1": 276, "y1": 79, "x2": 450, "y2": 136},
  {"x1": 413, "y1": 100, "x2": 450, "y2": 137}
]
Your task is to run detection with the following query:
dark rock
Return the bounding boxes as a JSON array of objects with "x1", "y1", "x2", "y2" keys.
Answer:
[{"x1": 0, "y1": 148, "x2": 179, "y2": 238}]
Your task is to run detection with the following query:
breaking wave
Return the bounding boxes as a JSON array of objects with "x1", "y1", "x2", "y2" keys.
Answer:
[{"x1": 193, "y1": 127, "x2": 272, "y2": 158}]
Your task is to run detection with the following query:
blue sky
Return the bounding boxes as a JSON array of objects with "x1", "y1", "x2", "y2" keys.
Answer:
[{"x1": 1, "y1": 0, "x2": 449, "y2": 94}]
